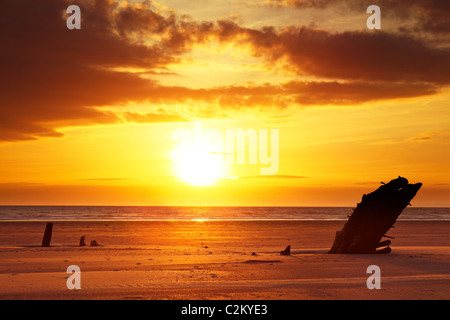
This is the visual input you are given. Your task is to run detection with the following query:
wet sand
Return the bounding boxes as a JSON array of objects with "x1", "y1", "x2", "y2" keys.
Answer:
[{"x1": 0, "y1": 220, "x2": 449, "y2": 299}]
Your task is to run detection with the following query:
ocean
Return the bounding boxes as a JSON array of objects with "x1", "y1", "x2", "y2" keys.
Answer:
[{"x1": 0, "y1": 206, "x2": 449, "y2": 221}]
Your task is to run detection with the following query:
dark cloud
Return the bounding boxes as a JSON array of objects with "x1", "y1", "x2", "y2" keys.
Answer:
[
  {"x1": 0, "y1": 0, "x2": 178, "y2": 142},
  {"x1": 210, "y1": 21, "x2": 450, "y2": 84},
  {"x1": 1, "y1": 0, "x2": 448, "y2": 142},
  {"x1": 115, "y1": 80, "x2": 437, "y2": 109},
  {"x1": 269, "y1": 0, "x2": 450, "y2": 34},
  {"x1": 287, "y1": 81, "x2": 438, "y2": 105},
  {"x1": 369, "y1": 0, "x2": 450, "y2": 34}
]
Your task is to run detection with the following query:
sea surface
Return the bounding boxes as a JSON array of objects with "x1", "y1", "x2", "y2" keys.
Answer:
[{"x1": 0, "y1": 206, "x2": 449, "y2": 221}]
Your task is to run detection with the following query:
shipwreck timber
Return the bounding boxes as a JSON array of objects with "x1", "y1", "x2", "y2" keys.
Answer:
[{"x1": 329, "y1": 177, "x2": 422, "y2": 254}]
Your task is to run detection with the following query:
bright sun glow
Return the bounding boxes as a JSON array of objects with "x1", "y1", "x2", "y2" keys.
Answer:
[{"x1": 171, "y1": 142, "x2": 226, "y2": 187}]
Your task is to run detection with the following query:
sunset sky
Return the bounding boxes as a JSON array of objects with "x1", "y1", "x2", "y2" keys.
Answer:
[{"x1": 0, "y1": 0, "x2": 449, "y2": 206}]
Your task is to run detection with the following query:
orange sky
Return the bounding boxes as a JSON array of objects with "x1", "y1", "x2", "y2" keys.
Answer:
[{"x1": 0, "y1": 0, "x2": 449, "y2": 206}]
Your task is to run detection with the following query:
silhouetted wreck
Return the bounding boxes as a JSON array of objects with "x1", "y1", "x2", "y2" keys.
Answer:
[{"x1": 329, "y1": 177, "x2": 422, "y2": 254}]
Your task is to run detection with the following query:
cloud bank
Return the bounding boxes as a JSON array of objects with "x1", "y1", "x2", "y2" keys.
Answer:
[{"x1": 1, "y1": 0, "x2": 448, "y2": 141}]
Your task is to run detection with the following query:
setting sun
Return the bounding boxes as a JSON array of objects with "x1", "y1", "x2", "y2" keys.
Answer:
[{"x1": 171, "y1": 138, "x2": 226, "y2": 187}]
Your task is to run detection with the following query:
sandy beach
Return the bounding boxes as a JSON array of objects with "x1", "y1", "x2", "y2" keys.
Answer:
[{"x1": 0, "y1": 220, "x2": 449, "y2": 300}]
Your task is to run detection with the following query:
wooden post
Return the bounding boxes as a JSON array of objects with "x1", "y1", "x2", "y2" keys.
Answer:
[
  {"x1": 280, "y1": 245, "x2": 291, "y2": 255},
  {"x1": 41, "y1": 222, "x2": 53, "y2": 247},
  {"x1": 79, "y1": 235, "x2": 86, "y2": 246},
  {"x1": 90, "y1": 240, "x2": 99, "y2": 247},
  {"x1": 329, "y1": 177, "x2": 422, "y2": 254}
]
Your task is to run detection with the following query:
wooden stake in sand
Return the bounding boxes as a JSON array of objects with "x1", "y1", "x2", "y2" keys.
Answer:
[
  {"x1": 41, "y1": 222, "x2": 53, "y2": 247},
  {"x1": 90, "y1": 240, "x2": 99, "y2": 247},
  {"x1": 329, "y1": 176, "x2": 422, "y2": 254},
  {"x1": 79, "y1": 236, "x2": 86, "y2": 246},
  {"x1": 280, "y1": 245, "x2": 291, "y2": 255}
]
